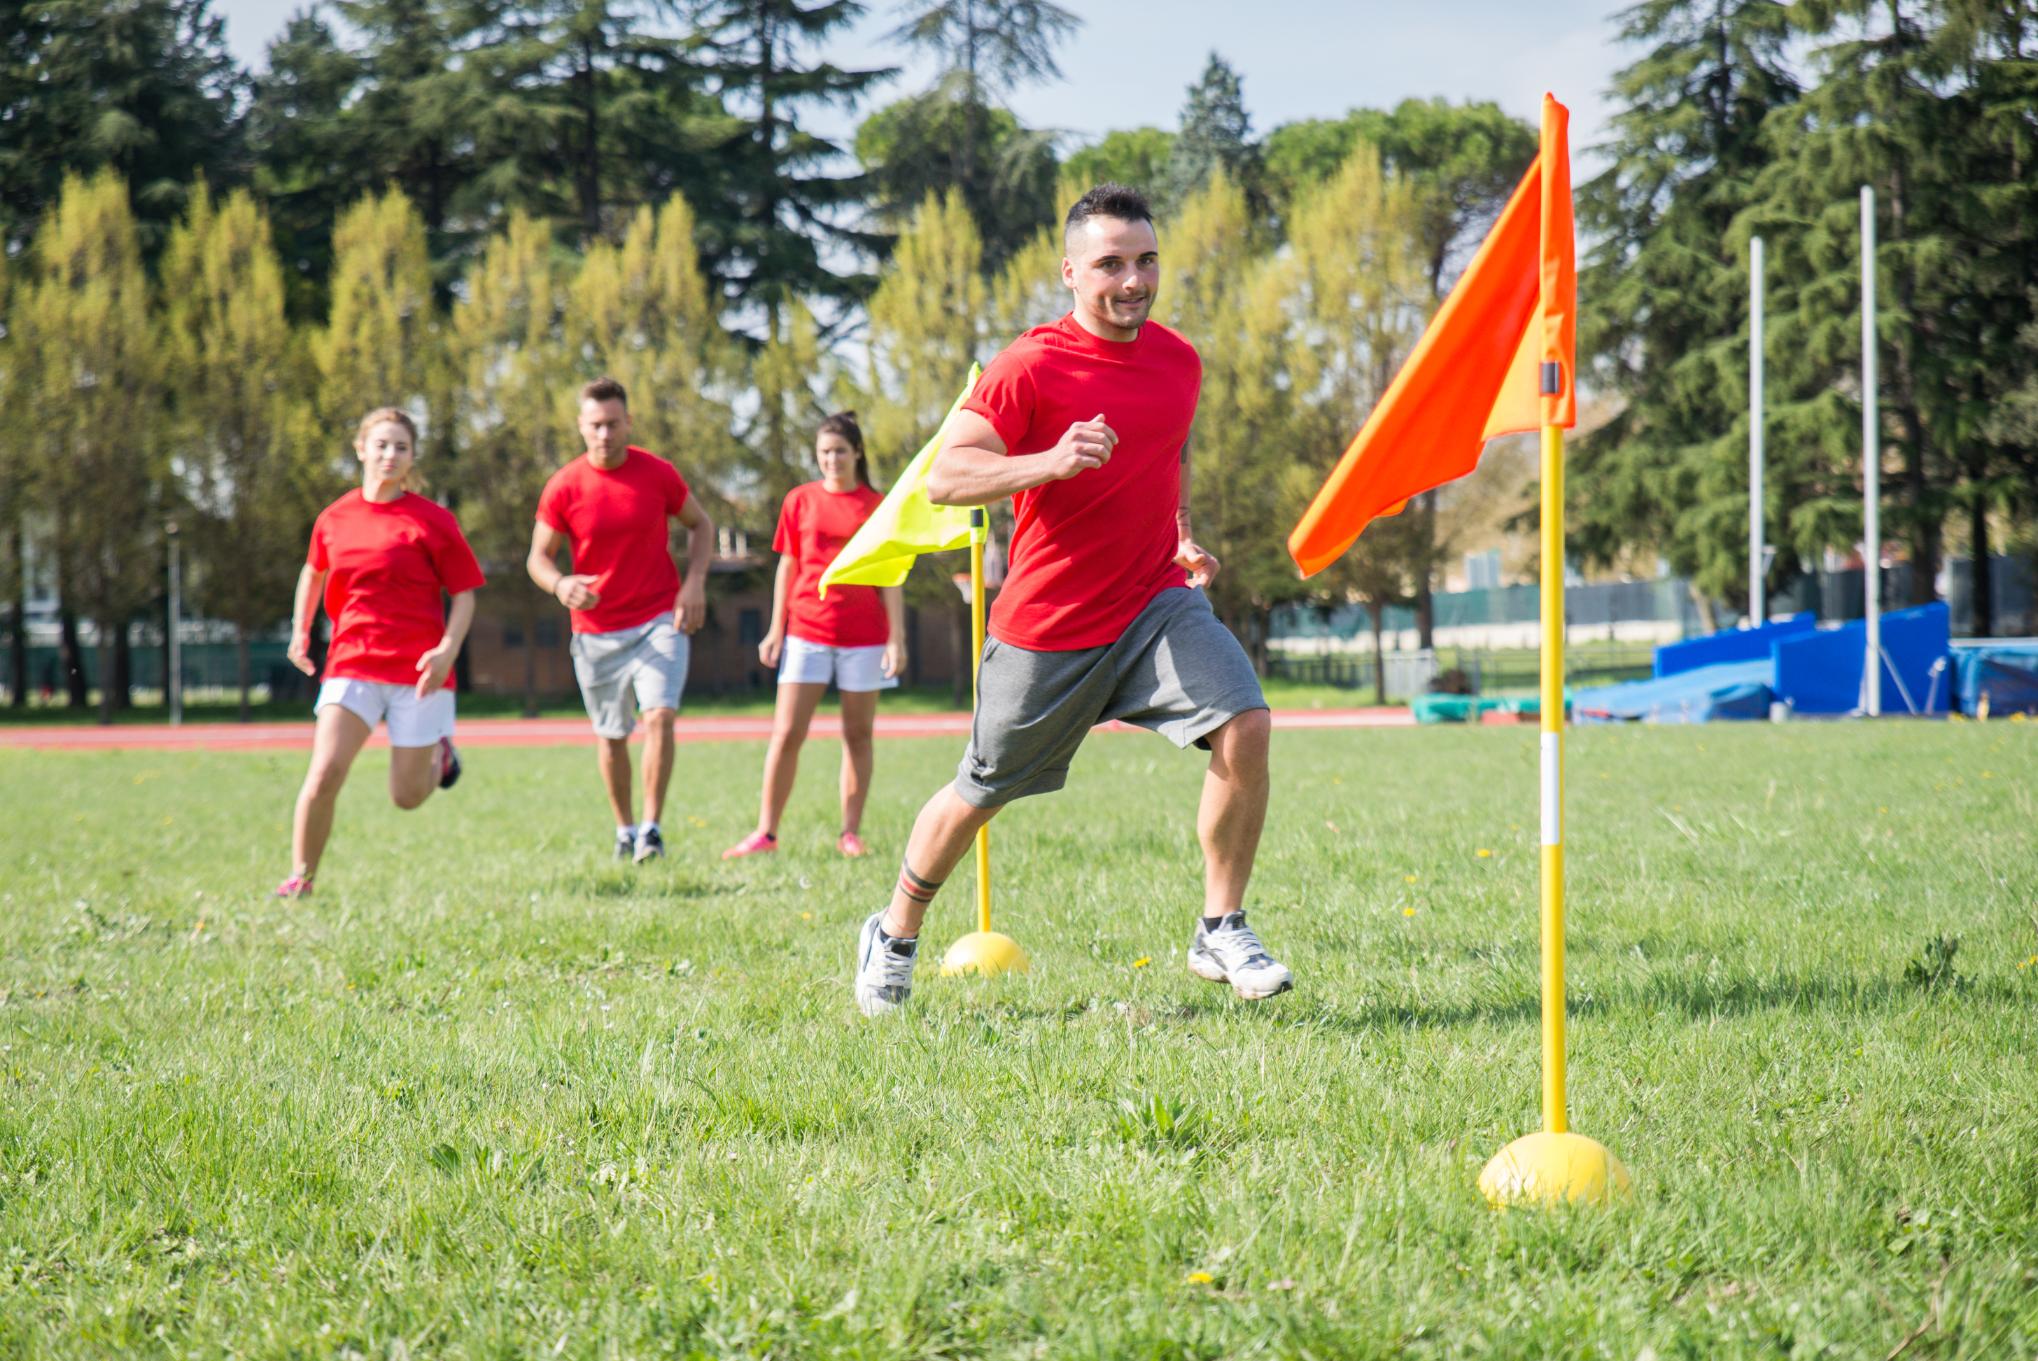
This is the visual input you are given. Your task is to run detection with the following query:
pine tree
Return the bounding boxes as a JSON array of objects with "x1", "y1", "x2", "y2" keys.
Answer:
[
  {"x1": 160, "y1": 183, "x2": 322, "y2": 718},
  {"x1": 1754, "y1": 1, "x2": 2038, "y2": 626},
  {"x1": 856, "y1": 95, "x2": 1057, "y2": 270},
  {"x1": 248, "y1": 11, "x2": 363, "y2": 320},
  {"x1": 1165, "y1": 54, "x2": 1263, "y2": 215},
  {"x1": 313, "y1": 189, "x2": 439, "y2": 459},
  {"x1": 465, "y1": 0, "x2": 738, "y2": 249},
  {"x1": 866, "y1": 0, "x2": 1076, "y2": 266},
  {"x1": 448, "y1": 211, "x2": 572, "y2": 713},
  {"x1": 18, "y1": 170, "x2": 169, "y2": 720},
  {"x1": 1574, "y1": 0, "x2": 1803, "y2": 619},
  {"x1": 569, "y1": 195, "x2": 744, "y2": 512},
  {"x1": 693, "y1": 0, "x2": 892, "y2": 322},
  {"x1": 0, "y1": 0, "x2": 247, "y2": 258}
]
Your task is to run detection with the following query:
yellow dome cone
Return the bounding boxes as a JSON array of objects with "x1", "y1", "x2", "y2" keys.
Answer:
[
  {"x1": 1479, "y1": 1130, "x2": 1631, "y2": 1208},
  {"x1": 939, "y1": 930, "x2": 1028, "y2": 977}
]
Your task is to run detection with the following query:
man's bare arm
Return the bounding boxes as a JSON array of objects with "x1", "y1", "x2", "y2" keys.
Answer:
[{"x1": 925, "y1": 410, "x2": 1120, "y2": 506}]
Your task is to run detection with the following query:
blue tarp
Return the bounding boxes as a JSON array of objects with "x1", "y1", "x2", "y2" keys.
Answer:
[
  {"x1": 1951, "y1": 642, "x2": 2038, "y2": 715},
  {"x1": 1573, "y1": 659, "x2": 1775, "y2": 724},
  {"x1": 1653, "y1": 613, "x2": 1815, "y2": 678},
  {"x1": 1771, "y1": 602, "x2": 1951, "y2": 715}
]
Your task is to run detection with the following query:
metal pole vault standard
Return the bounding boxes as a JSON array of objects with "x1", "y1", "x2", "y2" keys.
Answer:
[
  {"x1": 1749, "y1": 235, "x2": 1765, "y2": 627},
  {"x1": 1862, "y1": 187, "x2": 1881, "y2": 717}
]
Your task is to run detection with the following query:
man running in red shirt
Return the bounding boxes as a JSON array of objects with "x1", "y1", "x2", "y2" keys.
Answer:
[
  {"x1": 852, "y1": 183, "x2": 1291, "y2": 1015},
  {"x1": 528, "y1": 377, "x2": 713, "y2": 864}
]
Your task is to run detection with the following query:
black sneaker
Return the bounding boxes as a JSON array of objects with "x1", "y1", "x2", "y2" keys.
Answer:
[
  {"x1": 633, "y1": 824, "x2": 665, "y2": 864},
  {"x1": 436, "y1": 737, "x2": 462, "y2": 789},
  {"x1": 613, "y1": 829, "x2": 636, "y2": 861}
]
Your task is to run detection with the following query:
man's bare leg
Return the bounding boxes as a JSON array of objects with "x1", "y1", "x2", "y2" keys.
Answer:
[
  {"x1": 881, "y1": 784, "x2": 999, "y2": 938},
  {"x1": 640, "y1": 707, "x2": 676, "y2": 826},
  {"x1": 596, "y1": 735, "x2": 634, "y2": 828},
  {"x1": 1198, "y1": 709, "x2": 1271, "y2": 916}
]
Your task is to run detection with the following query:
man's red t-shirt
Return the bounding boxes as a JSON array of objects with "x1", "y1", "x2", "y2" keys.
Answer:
[
  {"x1": 534, "y1": 447, "x2": 691, "y2": 634},
  {"x1": 774, "y1": 481, "x2": 889, "y2": 648},
  {"x1": 962, "y1": 313, "x2": 1199, "y2": 651},
  {"x1": 307, "y1": 490, "x2": 486, "y2": 688}
]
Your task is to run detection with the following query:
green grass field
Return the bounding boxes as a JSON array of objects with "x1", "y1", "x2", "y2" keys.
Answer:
[{"x1": 4, "y1": 722, "x2": 2036, "y2": 1357}]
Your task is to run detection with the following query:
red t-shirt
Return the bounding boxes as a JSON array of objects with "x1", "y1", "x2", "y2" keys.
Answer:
[
  {"x1": 962, "y1": 313, "x2": 1199, "y2": 650},
  {"x1": 775, "y1": 481, "x2": 889, "y2": 648},
  {"x1": 534, "y1": 447, "x2": 691, "y2": 634},
  {"x1": 307, "y1": 490, "x2": 486, "y2": 688}
]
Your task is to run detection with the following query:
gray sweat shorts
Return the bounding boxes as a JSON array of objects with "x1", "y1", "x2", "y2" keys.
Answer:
[
  {"x1": 954, "y1": 586, "x2": 1267, "y2": 808},
  {"x1": 570, "y1": 613, "x2": 689, "y2": 739}
]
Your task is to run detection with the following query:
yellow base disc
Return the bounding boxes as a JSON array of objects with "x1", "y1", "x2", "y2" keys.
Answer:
[
  {"x1": 1478, "y1": 1131, "x2": 1632, "y2": 1208},
  {"x1": 939, "y1": 931, "x2": 1029, "y2": 978}
]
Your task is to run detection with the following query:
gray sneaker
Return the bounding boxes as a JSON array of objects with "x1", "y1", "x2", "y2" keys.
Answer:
[
  {"x1": 854, "y1": 910, "x2": 919, "y2": 1016},
  {"x1": 1187, "y1": 912, "x2": 1294, "y2": 1000}
]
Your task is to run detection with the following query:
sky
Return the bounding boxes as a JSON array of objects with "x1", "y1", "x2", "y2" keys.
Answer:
[{"x1": 212, "y1": 0, "x2": 1633, "y2": 166}]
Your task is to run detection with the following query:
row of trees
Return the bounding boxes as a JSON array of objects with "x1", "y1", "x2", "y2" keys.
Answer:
[
  {"x1": 1578, "y1": 0, "x2": 2038, "y2": 633},
  {"x1": 0, "y1": 94, "x2": 1536, "y2": 716}
]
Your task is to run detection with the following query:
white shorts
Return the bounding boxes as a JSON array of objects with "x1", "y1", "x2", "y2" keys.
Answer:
[
  {"x1": 316, "y1": 678, "x2": 456, "y2": 747},
  {"x1": 570, "y1": 613, "x2": 689, "y2": 739},
  {"x1": 779, "y1": 635, "x2": 897, "y2": 692}
]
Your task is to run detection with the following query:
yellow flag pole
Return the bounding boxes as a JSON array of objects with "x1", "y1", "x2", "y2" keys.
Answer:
[
  {"x1": 1477, "y1": 416, "x2": 1629, "y2": 1206},
  {"x1": 939, "y1": 506, "x2": 1028, "y2": 978},
  {"x1": 1540, "y1": 422, "x2": 1568, "y2": 1137},
  {"x1": 971, "y1": 509, "x2": 993, "y2": 937}
]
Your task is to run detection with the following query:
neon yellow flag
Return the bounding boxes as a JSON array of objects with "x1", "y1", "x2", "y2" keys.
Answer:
[{"x1": 819, "y1": 365, "x2": 981, "y2": 596}]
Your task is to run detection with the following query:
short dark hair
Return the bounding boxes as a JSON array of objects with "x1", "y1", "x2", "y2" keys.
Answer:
[
  {"x1": 580, "y1": 376, "x2": 628, "y2": 408},
  {"x1": 1064, "y1": 183, "x2": 1154, "y2": 248}
]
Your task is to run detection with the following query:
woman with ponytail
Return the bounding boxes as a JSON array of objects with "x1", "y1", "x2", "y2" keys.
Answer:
[
  {"x1": 273, "y1": 408, "x2": 486, "y2": 898},
  {"x1": 724, "y1": 412, "x2": 905, "y2": 860}
]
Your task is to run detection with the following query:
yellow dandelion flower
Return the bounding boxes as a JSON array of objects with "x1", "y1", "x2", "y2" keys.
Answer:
[
  {"x1": 1403, "y1": 907, "x2": 1417, "y2": 918},
  {"x1": 800, "y1": 911, "x2": 813, "y2": 921},
  {"x1": 1476, "y1": 848, "x2": 1493, "y2": 858},
  {"x1": 1185, "y1": 1272, "x2": 1214, "y2": 1285},
  {"x1": 1133, "y1": 957, "x2": 1151, "y2": 968},
  {"x1": 1404, "y1": 873, "x2": 1418, "y2": 884}
]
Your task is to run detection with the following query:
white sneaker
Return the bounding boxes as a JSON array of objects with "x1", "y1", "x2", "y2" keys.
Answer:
[
  {"x1": 854, "y1": 910, "x2": 919, "y2": 1016},
  {"x1": 1187, "y1": 912, "x2": 1294, "y2": 1000}
]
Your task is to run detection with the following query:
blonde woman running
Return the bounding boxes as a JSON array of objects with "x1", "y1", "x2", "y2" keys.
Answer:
[{"x1": 274, "y1": 409, "x2": 486, "y2": 898}]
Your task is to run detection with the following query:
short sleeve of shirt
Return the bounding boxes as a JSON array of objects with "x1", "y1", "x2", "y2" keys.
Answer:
[
  {"x1": 664, "y1": 461, "x2": 690, "y2": 517},
  {"x1": 535, "y1": 471, "x2": 569, "y2": 532},
  {"x1": 771, "y1": 488, "x2": 800, "y2": 557},
  {"x1": 962, "y1": 345, "x2": 1039, "y2": 453},
  {"x1": 306, "y1": 514, "x2": 330, "y2": 571},
  {"x1": 429, "y1": 512, "x2": 487, "y2": 595}
]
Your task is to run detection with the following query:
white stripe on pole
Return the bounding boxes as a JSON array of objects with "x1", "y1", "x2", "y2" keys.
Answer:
[
  {"x1": 1749, "y1": 234, "x2": 1765, "y2": 628},
  {"x1": 1539, "y1": 732, "x2": 1561, "y2": 846},
  {"x1": 1861, "y1": 186, "x2": 1880, "y2": 717}
]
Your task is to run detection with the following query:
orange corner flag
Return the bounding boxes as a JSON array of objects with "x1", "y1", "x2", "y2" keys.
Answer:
[{"x1": 1288, "y1": 94, "x2": 1574, "y2": 578}]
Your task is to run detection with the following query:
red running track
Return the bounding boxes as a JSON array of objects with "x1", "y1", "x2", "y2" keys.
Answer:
[{"x1": 0, "y1": 708, "x2": 1412, "y2": 752}]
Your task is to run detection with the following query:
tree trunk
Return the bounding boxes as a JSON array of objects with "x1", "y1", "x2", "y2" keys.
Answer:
[
  {"x1": 950, "y1": 595, "x2": 969, "y2": 708},
  {"x1": 6, "y1": 520, "x2": 25, "y2": 708},
  {"x1": 97, "y1": 621, "x2": 117, "y2": 725},
  {"x1": 59, "y1": 607, "x2": 88, "y2": 708},
  {"x1": 1970, "y1": 495, "x2": 1992, "y2": 638},
  {"x1": 111, "y1": 624, "x2": 133, "y2": 714},
  {"x1": 1416, "y1": 491, "x2": 1437, "y2": 650},
  {"x1": 522, "y1": 602, "x2": 541, "y2": 718},
  {"x1": 1689, "y1": 583, "x2": 1717, "y2": 635},
  {"x1": 237, "y1": 625, "x2": 253, "y2": 723},
  {"x1": 1368, "y1": 602, "x2": 1387, "y2": 706}
]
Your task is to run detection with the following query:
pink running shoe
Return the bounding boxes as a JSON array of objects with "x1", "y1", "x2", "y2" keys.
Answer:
[
  {"x1": 837, "y1": 831, "x2": 867, "y2": 859},
  {"x1": 273, "y1": 874, "x2": 314, "y2": 900},
  {"x1": 721, "y1": 830, "x2": 777, "y2": 861}
]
